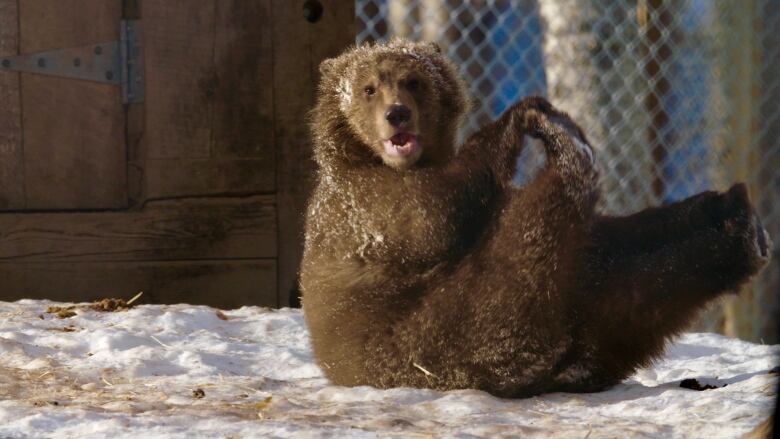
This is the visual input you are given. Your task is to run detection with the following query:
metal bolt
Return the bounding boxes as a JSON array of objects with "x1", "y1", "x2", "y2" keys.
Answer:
[
  {"x1": 73, "y1": 58, "x2": 81, "y2": 67},
  {"x1": 105, "y1": 71, "x2": 114, "y2": 80},
  {"x1": 37, "y1": 58, "x2": 46, "y2": 68},
  {"x1": 302, "y1": 0, "x2": 323, "y2": 23},
  {"x1": 94, "y1": 46, "x2": 102, "y2": 55},
  {"x1": 1, "y1": 59, "x2": 9, "y2": 68}
]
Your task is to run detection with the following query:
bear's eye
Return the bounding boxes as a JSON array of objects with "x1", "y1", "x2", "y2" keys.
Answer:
[
  {"x1": 406, "y1": 78, "x2": 421, "y2": 91},
  {"x1": 364, "y1": 85, "x2": 376, "y2": 96}
]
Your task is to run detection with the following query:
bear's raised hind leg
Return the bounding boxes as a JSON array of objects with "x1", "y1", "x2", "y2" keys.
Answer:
[
  {"x1": 590, "y1": 183, "x2": 771, "y2": 258},
  {"x1": 564, "y1": 184, "x2": 772, "y2": 390}
]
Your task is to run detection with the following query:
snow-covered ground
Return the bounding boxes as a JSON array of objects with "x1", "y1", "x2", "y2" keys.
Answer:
[{"x1": 0, "y1": 300, "x2": 775, "y2": 438}]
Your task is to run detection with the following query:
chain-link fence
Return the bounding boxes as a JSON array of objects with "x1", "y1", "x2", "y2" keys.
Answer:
[{"x1": 356, "y1": 0, "x2": 779, "y2": 343}]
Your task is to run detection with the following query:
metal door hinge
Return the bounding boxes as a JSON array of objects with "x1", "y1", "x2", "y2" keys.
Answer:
[{"x1": 0, "y1": 20, "x2": 144, "y2": 104}]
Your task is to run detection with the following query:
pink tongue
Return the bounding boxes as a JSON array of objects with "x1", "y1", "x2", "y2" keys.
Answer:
[
  {"x1": 383, "y1": 133, "x2": 419, "y2": 157},
  {"x1": 391, "y1": 133, "x2": 412, "y2": 145}
]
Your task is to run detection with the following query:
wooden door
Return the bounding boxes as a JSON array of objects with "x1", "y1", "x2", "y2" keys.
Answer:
[
  {"x1": 0, "y1": 0, "x2": 354, "y2": 308},
  {"x1": 1, "y1": 0, "x2": 126, "y2": 210}
]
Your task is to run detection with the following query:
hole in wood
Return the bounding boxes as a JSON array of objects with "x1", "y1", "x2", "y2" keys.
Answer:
[{"x1": 302, "y1": 0, "x2": 323, "y2": 23}]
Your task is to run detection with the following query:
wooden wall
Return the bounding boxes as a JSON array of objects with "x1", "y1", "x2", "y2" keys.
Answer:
[{"x1": 0, "y1": 0, "x2": 355, "y2": 308}]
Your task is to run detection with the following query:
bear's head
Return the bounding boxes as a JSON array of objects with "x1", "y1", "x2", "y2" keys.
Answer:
[{"x1": 312, "y1": 39, "x2": 469, "y2": 171}]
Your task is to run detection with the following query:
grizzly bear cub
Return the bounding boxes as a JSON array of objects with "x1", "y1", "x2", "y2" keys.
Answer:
[{"x1": 301, "y1": 40, "x2": 772, "y2": 397}]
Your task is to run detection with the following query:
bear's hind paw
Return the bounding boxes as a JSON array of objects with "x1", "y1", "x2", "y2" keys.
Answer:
[{"x1": 752, "y1": 214, "x2": 772, "y2": 262}]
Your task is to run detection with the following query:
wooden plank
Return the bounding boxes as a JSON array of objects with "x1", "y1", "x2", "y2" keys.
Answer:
[
  {"x1": 21, "y1": 76, "x2": 126, "y2": 209},
  {"x1": 143, "y1": 0, "x2": 215, "y2": 159},
  {"x1": 0, "y1": 195, "x2": 276, "y2": 262},
  {"x1": 124, "y1": 0, "x2": 145, "y2": 207},
  {"x1": 19, "y1": 0, "x2": 120, "y2": 51},
  {"x1": 19, "y1": 0, "x2": 126, "y2": 209},
  {"x1": 272, "y1": 0, "x2": 355, "y2": 307},
  {"x1": 0, "y1": 0, "x2": 24, "y2": 210},
  {"x1": 212, "y1": 0, "x2": 275, "y2": 159},
  {"x1": 140, "y1": 1, "x2": 277, "y2": 201},
  {"x1": 0, "y1": 259, "x2": 277, "y2": 308},
  {"x1": 144, "y1": 158, "x2": 274, "y2": 199}
]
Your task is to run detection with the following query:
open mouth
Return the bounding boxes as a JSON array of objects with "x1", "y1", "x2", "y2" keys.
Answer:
[{"x1": 382, "y1": 133, "x2": 420, "y2": 158}]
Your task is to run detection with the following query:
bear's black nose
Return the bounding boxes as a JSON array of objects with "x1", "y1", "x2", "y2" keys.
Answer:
[{"x1": 385, "y1": 104, "x2": 411, "y2": 128}]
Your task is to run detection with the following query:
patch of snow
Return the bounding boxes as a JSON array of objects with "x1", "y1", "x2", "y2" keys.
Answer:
[{"x1": 0, "y1": 300, "x2": 775, "y2": 438}]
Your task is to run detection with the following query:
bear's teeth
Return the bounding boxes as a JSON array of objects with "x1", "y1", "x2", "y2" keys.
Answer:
[{"x1": 382, "y1": 134, "x2": 419, "y2": 158}]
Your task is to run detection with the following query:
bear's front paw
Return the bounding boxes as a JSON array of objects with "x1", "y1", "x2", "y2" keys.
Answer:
[
  {"x1": 522, "y1": 108, "x2": 595, "y2": 165},
  {"x1": 517, "y1": 97, "x2": 558, "y2": 137}
]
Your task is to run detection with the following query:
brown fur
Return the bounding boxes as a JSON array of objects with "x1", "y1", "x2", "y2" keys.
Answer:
[{"x1": 301, "y1": 40, "x2": 772, "y2": 397}]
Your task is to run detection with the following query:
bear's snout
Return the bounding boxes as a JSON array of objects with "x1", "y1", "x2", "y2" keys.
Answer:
[{"x1": 385, "y1": 104, "x2": 412, "y2": 128}]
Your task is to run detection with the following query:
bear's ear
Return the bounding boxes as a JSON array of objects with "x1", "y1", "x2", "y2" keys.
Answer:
[
  {"x1": 319, "y1": 58, "x2": 337, "y2": 76},
  {"x1": 427, "y1": 42, "x2": 442, "y2": 54}
]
